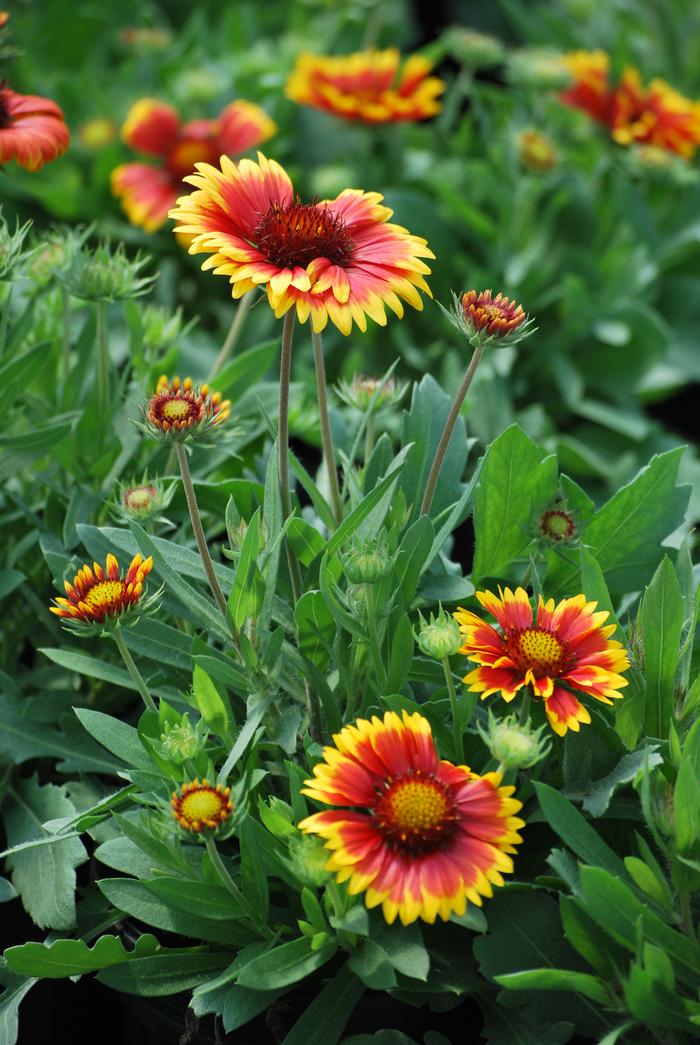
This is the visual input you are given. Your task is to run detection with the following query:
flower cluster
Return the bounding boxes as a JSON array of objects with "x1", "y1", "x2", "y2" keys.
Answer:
[
  {"x1": 560, "y1": 50, "x2": 700, "y2": 157},
  {"x1": 112, "y1": 97, "x2": 276, "y2": 232},
  {"x1": 286, "y1": 48, "x2": 445, "y2": 124}
]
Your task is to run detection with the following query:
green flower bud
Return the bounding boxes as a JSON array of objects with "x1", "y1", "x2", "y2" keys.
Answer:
[
  {"x1": 342, "y1": 537, "x2": 392, "y2": 585},
  {"x1": 160, "y1": 715, "x2": 203, "y2": 763},
  {"x1": 416, "y1": 607, "x2": 463, "y2": 659},
  {"x1": 506, "y1": 49, "x2": 572, "y2": 91},
  {"x1": 0, "y1": 210, "x2": 32, "y2": 281},
  {"x1": 55, "y1": 236, "x2": 155, "y2": 303},
  {"x1": 478, "y1": 712, "x2": 551, "y2": 770},
  {"x1": 288, "y1": 836, "x2": 331, "y2": 888},
  {"x1": 336, "y1": 373, "x2": 407, "y2": 414},
  {"x1": 108, "y1": 474, "x2": 175, "y2": 525},
  {"x1": 441, "y1": 26, "x2": 505, "y2": 69}
]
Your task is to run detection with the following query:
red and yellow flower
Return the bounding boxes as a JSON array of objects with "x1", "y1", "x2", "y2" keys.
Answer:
[
  {"x1": 609, "y1": 69, "x2": 700, "y2": 158},
  {"x1": 145, "y1": 374, "x2": 231, "y2": 441},
  {"x1": 299, "y1": 710, "x2": 524, "y2": 925},
  {"x1": 455, "y1": 587, "x2": 631, "y2": 737},
  {"x1": 170, "y1": 153, "x2": 433, "y2": 335},
  {"x1": 461, "y1": 289, "x2": 527, "y2": 339},
  {"x1": 111, "y1": 98, "x2": 276, "y2": 232},
  {"x1": 0, "y1": 85, "x2": 70, "y2": 171},
  {"x1": 286, "y1": 48, "x2": 445, "y2": 124},
  {"x1": 171, "y1": 779, "x2": 233, "y2": 833},
  {"x1": 50, "y1": 553, "x2": 153, "y2": 627}
]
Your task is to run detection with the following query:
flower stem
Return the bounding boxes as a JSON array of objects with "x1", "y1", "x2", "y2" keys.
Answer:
[
  {"x1": 175, "y1": 442, "x2": 229, "y2": 619},
  {"x1": 113, "y1": 623, "x2": 157, "y2": 712},
  {"x1": 204, "y1": 836, "x2": 273, "y2": 939},
  {"x1": 364, "y1": 584, "x2": 387, "y2": 692},
  {"x1": 209, "y1": 291, "x2": 253, "y2": 379},
  {"x1": 311, "y1": 329, "x2": 342, "y2": 525},
  {"x1": 364, "y1": 414, "x2": 375, "y2": 464},
  {"x1": 278, "y1": 311, "x2": 302, "y2": 602},
  {"x1": 442, "y1": 656, "x2": 464, "y2": 761},
  {"x1": 95, "y1": 300, "x2": 109, "y2": 441},
  {"x1": 420, "y1": 341, "x2": 485, "y2": 516}
]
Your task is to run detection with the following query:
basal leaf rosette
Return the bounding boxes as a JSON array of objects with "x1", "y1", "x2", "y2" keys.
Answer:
[
  {"x1": 299, "y1": 710, "x2": 524, "y2": 926},
  {"x1": 112, "y1": 97, "x2": 276, "y2": 232},
  {"x1": 0, "y1": 84, "x2": 70, "y2": 171},
  {"x1": 285, "y1": 48, "x2": 445, "y2": 124},
  {"x1": 455, "y1": 587, "x2": 631, "y2": 736},
  {"x1": 50, "y1": 553, "x2": 156, "y2": 635},
  {"x1": 169, "y1": 152, "x2": 434, "y2": 335},
  {"x1": 143, "y1": 374, "x2": 231, "y2": 443}
]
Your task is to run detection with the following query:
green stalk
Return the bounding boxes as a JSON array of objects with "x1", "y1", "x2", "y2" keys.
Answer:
[
  {"x1": 420, "y1": 341, "x2": 485, "y2": 516},
  {"x1": 311, "y1": 329, "x2": 342, "y2": 525},
  {"x1": 96, "y1": 300, "x2": 109, "y2": 436},
  {"x1": 442, "y1": 656, "x2": 463, "y2": 761},
  {"x1": 278, "y1": 311, "x2": 302, "y2": 603},
  {"x1": 113, "y1": 623, "x2": 157, "y2": 712},
  {"x1": 175, "y1": 443, "x2": 229, "y2": 619},
  {"x1": 209, "y1": 290, "x2": 253, "y2": 379}
]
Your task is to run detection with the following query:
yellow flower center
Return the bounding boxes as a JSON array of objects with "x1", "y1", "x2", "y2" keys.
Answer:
[
  {"x1": 388, "y1": 779, "x2": 448, "y2": 830},
  {"x1": 517, "y1": 628, "x2": 563, "y2": 671},
  {"x1": 124, "y1": 485, "x2": 156, "y2": 510},
  {"x1": 83, "y1": 580, "x2": 126, "y2": 611},
  {"x1": 180, "y1": 788, "x2": 226, "y2": 825},
  {"x1": 162, "y1": 399, "x2": 192, "y2": 421}
]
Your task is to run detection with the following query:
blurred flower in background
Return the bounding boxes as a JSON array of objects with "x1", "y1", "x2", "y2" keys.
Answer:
[
  {"x1": 286, "y1": 48, "x2": 444, "y2": 123},
  {"x1": 111, "y1": 98, "x2": 277, "y2": 232},
  {"x1": 0, "y1": 84, "x2": 70, "y2": 171}
]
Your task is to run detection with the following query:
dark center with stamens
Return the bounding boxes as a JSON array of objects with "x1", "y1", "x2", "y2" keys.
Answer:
[
  {"x1": 372, "y1": 773, "x2": 458, "y2": 855},
  {"x1": 253, "y1": 198, "x2": 355, "y2": 269}
]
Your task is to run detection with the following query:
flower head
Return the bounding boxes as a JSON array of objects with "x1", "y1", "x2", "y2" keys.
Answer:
[
  {"x1": 416, "y1": 606, "x2": 464, "y2": 660},
  {"x1": 111, "y1": 98, "x2": 276, "y2": 232},
  {"x1": 444, "y1": 289, "x2": 534, "y2": 348},
  {"x1": 518, "y1": 129, "x2": 558, "y2": 171},
  {"x1": 160, "y1": 715, "x2": 205, "y2": 763},
  {"x1": 539, "y1": 507, "x2": 577, "y2": 544},
  {"x1": 342, "y1": 536, "x2": 392, "y2": 584},
  {"x1": 455, "y1": 587, "x2": 631, "y2": 736},
  {"x1": 0, "y1": 85, "x2": 70, "y2": 171},
  {"x1": 144, "y1": 374, "x2": 231, "y2": 442},
  {"x1": 170, "y1": 153, "x2": 434, "y2": 335},
  {"x1": 609, "y1": 69, "x2": 700, "y2": 158},
  {"x1": 336, "y1": 373, "x2": 406, "y2": 413},
  {"x1": 54, "y1": 237, "x2": 155, "y2": 302},
  {"x1": 50, "y1": 553, "x2": 155, "y2": 633},
  {"x1": 171, "y1": 779, "x2": 232, "y2": 833},
  {"x1": 477, "y1": 711, "x2": 551, "y2": 770},
  {"x1": 286, "y1": 48, "x2": 445, "y2": 124},
  {"x1": 300, "y1": 710, "x2": 523, "y2": 925},
  {"x1": 110, "y1": 474, "x2": 174, "y2": 524}
]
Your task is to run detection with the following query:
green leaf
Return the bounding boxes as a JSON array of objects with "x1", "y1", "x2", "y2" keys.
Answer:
[
  {"x1": 323, "y1": 459, "x2": 408, "y2": 562},
  {"x1": 295, "y1": 591, "x2": 335, "y2": 670},
  {"x1": 472, "y1": 425, "x2": 557, "y2": 582},
  {"x1": 191, "y1": 981, "x2": 284, "y2": 1033},
  {"x1": 565, "y1": 745, "x2": 662, "y2": 817},
  {"x1": 0, "y1": 960, "x2": 35, "y2": 1045},
  {"x1": 0, "y1": 696, "x2": 122, "y2": 774},
  {"x1": 286, "y1": 518, "x2": 326, "y2": 567},
  {"x1": 386, "y1": 615, "x2": 414, "y2": 695},
  {"x1": 551, "y1": 448, "x2": 690, "y2": 595},
  {"x1": 192, "y1": 664, "x2": 230, "y2": 739},
  {"x1": 228, "y1": 508, "x2": 266, "y2": 632},
  {"x1": 478, "y1": 996, "x2": 573, "y2": 1045},
  {"x1": 211, "y1": 338, "x2": 278, "y2": 400},
  {"x1": 400, "y1": 375, "x2": 469, "y2": 518},
  {"x1": 369, "y1": 920, "x2": 429, "y2": 981},
  {"x1": 4, "y1": 934, "x2": 159, "y2": 978},
  {"x1": 144, "y1": 878, "x2": 244, "y2": 921},
  {"x1": 674, "y1": 729, "x2": 700, "y2": 856},
  {"x1": 282, "y1": 964, "x2": 364, "y2": 1045},
  {"x1": 239, "y1": 817, "x2": 270, "y2": 924},
  {"x1": 348, "y1": 939, "x2": 396, "y2": 990},
  {"x1": 98, "y1": 878, "x2": 255, "y2": 947},
  {"x1": 97, "y1": 951, "x2": 231, "y2": 996},
  {"x1": 73, "y1": 708, "x2": 152, "y2": 769},
  {"x1": 641, "y1": 556, "x2": 684, "y2": 739},
  {"x1": 494, "y1": 969, "x2": 612, "y2": 1005},
  {"x1": 534, "y1": 782, "x2": 627, "y2": 878},
  {"x1": 5, "y1": 776, "x2": 87, "y2": 930},
  {"x1": 0, "y1": 413, "x2": 77, "y2": 451},
  {"x1": 0, "y1": 570, "x2": 24, "y2": 601},
  {"x1": 559, "y1": 896, "x2": 621, "y2": 978},
  {"x1": 236, "y1": 937, "x2": 336, "y2": 990}
]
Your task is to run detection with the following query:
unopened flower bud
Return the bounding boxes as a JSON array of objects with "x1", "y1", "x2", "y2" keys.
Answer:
[
  {"x1": 442, "y1": 26, "x2": 505, "y2": 69},
  {"x1": 342, "y1": 537, "x2": 392, "y2": 585},
  {"x1": 506, "y1": 48, "x2": 573, "y2": 90},
  {"x1": 539, "y1": 508, "x2": 576, "y2": 543},
  {"x1": 441, "y1": 289, "x2": 536, "y2": 349},
  {"x1": 55, "y1": 237, "x2": 155, "y2": 303},
  {"x1": 336, "y1": 373, "x2": 406, "y2": 414},
  {"x1": 416, "y1": 607, "x2": 463, "y2": 659},
  {"x1": 78, "y1": 117, "x2": 117, "y2": 149},
  {"x1": 109, "y1": 475, "x2": 174, "y2": 525},
  {"x1": 518, "y1": 129, "x2": 558, "y2": 172},
  {"x1": 288, "y1": 836, "x2": 331, "y2": 887},
  {"x1": 0, "y1": 210, "x2": 32, "y2": 281},
  {"x1": 478, "y1": 712, "x2": 551, "y2": 770},
  {"x1": 160, "y1": 715, "x2": 202, "y2": 763}
]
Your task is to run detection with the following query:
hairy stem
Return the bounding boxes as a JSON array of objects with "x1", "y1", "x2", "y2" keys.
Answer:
[
  {"x1": 311, "y1": 329, "x2": 342, "y2": 525},
  {"x1": 278, "y1": 311, "x2": 302, "y2": 602},
  {"x1": 113, "y1": 623, "x2": 156, "y2": 712},
  {"x1": 175, "y1": 443, "x2": 228, "y2": 619},
  {"x1": 420, "y1": 342, "x2": 485, "y2": 516}
]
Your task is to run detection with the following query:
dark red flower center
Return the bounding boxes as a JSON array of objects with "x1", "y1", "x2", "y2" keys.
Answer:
[
  {"x1": 253, "y1": 198, "x2": 355, "y2": 269},
  {"x1": 372, "y1": 773, "x2": 458, "y2": 855},
  {"x1": 149, "y1": 390, "x2": 204, "y2": 431},
  {"x1": 539, "y1": 509, "x2": 576, "y2": 542},
  {"x1": 0, "y1": 88, "x2": 11, "y2": 129}
]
